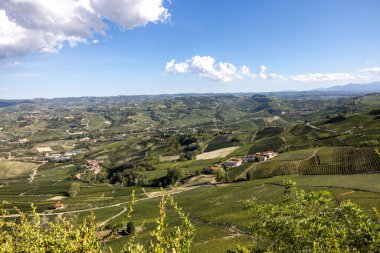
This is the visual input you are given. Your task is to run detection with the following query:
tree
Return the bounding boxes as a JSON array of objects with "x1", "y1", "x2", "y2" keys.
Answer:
[
  {"x1": 125, "y1": 221, "x2": 135, "y2": 235},
  {"x1": 166, "y1": 168, "x2": 184, "y2": 185},
  {"x1": 214, "y1": 168, "x2": 226, "y2": 182},
  {"x1": 231, "y1": 181, "x2": 380, "y2": 252},
  {"x1": 246, "y1": 171, "x2": 254, "y2": 181},
  {"x1": 68, "y1": 182, "x2": 80, "y2": 198}
]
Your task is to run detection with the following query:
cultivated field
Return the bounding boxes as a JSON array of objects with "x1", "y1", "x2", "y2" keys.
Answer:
[
  {"x1": 196, "y1": 146, "x2": 240, "y2": 160},
  {"x1": 0, "y1": 161, "x2": 37, "y2": 180}
]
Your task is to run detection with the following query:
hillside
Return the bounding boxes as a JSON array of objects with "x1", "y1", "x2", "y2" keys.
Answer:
[{"x1": 0, "y1": 93, "x2": 380, "y2": 252}]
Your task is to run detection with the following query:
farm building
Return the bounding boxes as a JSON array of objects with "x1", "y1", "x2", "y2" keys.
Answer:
[
  {"x1": 224, "y1": 158, "x2": 243, "y2": 168},
  {"x1": 65, "y1": 149, "x2": 82, "y2": 156},
  {"x1": 54, "y1": 203, "x2": 65, "y2": 209},
  {"x1": 55, "y1": 155, "x2": 71, "y2": 162},
  {"x1": 84, "y1": 160, "x2": 103, "y2": 174},
  {"x1": 256, "y1": 155, "x2": 267, "y2": 162},
  {"x1": 256, "y1": 151, "x2": 278, "y2": 160},
  {"x1": 244, "y1": 155, "x2": 256, "y2": 162}
]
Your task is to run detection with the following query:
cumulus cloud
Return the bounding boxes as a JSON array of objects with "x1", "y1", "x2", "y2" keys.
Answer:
[
  {"x1": 165, "y1": 56, "x2": 380, "y2": 83},
  {"x1": 0, "y1": 0, "x2": 169, "y2": 59},
  {"x1": 258, "y1": 65, "x2": 287, "y2": 80},
  {"x1": 166, "y1": 56, "x2": 286, "y2": 82},
  {"x1": 166, "y1": 56, "x2": 245, "y2": 82},
  {"x1": 166, "y1": 56, "x2": 285, "y2": 82}
]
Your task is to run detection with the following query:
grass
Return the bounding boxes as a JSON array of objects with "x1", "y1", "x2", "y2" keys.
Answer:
[
  {"x1": 204, "y1": 135, "x2": 237, "y2": 152},
  {"x1": 0, "y1": 160, "x2": 36, "y2": 180},
  {"x1": 316, "y1": 147, "x2": 334, "y2": 164},
  {"x1": 226, "y1": 163, "x2": 253, "y2": 181},
  {"x1": 275, "y1": 148, "x2": 317, "y2": 161},
  {"x1": 86, "y1": 113, "x2": 110, "y2": 130},
  {"x1": 248, "y1": 136, "x2": 287, "y2": 154}
]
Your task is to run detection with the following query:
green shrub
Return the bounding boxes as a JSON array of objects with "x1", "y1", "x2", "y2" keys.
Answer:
[{"x1": 232, "y1": 181, "x2": 380, "y2": 252}]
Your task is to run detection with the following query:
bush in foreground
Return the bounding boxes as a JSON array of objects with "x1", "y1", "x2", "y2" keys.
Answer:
[
  {"x1": 230, "y1": 180, "x2": 380, "y2": 253},
  {"x1": 0, "y1": 192, "x2": 195, "y2": 253}
]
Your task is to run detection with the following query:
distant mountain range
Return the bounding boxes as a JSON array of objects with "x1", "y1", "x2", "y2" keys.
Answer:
[{"x1": 313, "y1": 81, "x2": 380, "y2": 92}]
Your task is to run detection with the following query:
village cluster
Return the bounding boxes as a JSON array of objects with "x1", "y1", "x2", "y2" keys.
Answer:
[{"x1": 203, "y1": 151, "x2": 278, "y2": 174}]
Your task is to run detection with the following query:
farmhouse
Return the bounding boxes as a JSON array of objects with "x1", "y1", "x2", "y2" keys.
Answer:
[
  {"x1": 65, "y1": 149, "x2": 82, "y2": 156},
  {"x1": 255, "y1": 151, "x2": 278, "y2": 162},
  {"x1": 224, "y1": 158, "x2": 243, "y2": 168},
  {"x1": 256, "y1": 155, "x2": 267, "y2": 162},
  {"x1": 73, "y1": 173, "x2": 82, "y2": 180},
  {"x1": 45, "y1": 153, "x2": 62, "y2": 161},
  {"x1": 54, "y1": 203, "x2": 65, "y2": 209},
  {"x1": 55, "y1": 155, "x2": 71, "y2": 162},
  {"x1": 244, "y1": 155, "x2": 256, "y2": 162},
  {"x1": 84, "y1": 160, "x2": 103, "y2": 174}
]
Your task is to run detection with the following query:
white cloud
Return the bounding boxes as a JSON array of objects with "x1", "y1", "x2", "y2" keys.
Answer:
[
  {"x1": 290, "y1": 73, "x2": 356, "y2": 82},
  {"x1": 91, "y1": 0, "x2": 170, "y2": 29},
  {"x1": 166, "y1": 56, "x2": 286, "y2": 82},
  {"x1": 166, "y1": 56, "x2": 247, "y2": 82},
  {"x1": 0, "y1": 0, "x2": 169, "y2": 59},
  {"x1": 360, "y1": 67, "x2": 380, "y2": 75},
  {"x1": 166, "y1": 56, "x2": 380, "y2": 83},
  {"x1": 258, "y1": 65, "x2": 287, "y2": 80}
]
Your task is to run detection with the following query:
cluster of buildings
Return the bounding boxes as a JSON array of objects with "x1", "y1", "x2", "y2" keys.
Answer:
[
  {"x1": 245, "y1": 151, "x2": 278, "y2": 162},
  {"x1": 74, "y1": 159, "x2": 103, "y2": 180},
  {"x1": 203, "y1": 150, "x2": 278, "y2": 174},
  {"x1": 84, "y1": 159, "x2": 103, "y2": 174},
  {"x1": 45, "y1": 149, "x2": 82, "y2": 162}
]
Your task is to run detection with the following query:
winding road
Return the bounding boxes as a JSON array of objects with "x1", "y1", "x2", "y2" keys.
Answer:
[{"x1": 1, "y1": 186, "x2": 200, "y2": 219}]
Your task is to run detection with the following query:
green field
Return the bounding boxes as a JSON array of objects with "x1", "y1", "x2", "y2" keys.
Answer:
[{"x1": 0, "y1": 160, "x2": 37, "y2": 180}]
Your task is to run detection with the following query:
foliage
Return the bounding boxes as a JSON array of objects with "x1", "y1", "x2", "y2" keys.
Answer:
[
  {"x1": 246, "y1": 171, "x2": 254, "y2": 181},
  {"x1": 166, "y1": 168, "x2": 184, "y2": 185},
  {"x1": 110, "y1": 170, "x2": 148, "y2": 187},
  {"x1": 68, "y1": 182, "x2": 80, "y2": 198},
  {"x1": 0, "y1": 191, "x2": 195, "y2": 253},
  {"x1": 234, "y1": 181, "x2": 380, "y2": 252},
  {"x1": 0, "y1": 202, "x2": 102, "y2": 253},
  {"x1": 122, "y1": 194, "x2": 195, "y2": 253}
]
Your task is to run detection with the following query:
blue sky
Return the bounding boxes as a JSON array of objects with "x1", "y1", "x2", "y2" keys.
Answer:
[{"x1": 1, "y1": 0, "x2": 380, "y2": 99}]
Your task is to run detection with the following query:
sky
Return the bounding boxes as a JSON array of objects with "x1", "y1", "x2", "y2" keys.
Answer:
[{"x1": 1, "y1": 0, "x2": 380, "y2": 99}]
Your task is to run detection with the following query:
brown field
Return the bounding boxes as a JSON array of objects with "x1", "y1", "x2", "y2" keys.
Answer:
[{"x1": 196, "y1": 147, "x2": 240, "y2": 160}]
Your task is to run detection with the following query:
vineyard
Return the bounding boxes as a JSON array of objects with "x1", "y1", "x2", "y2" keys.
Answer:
[
  {"x1": 255, "y1": 127, "x2": 285, "y2": 140},
  {"x1": 299, "y1": 147, "x2": 380, "y2": 175},
  {"x1": 275, "y1": 148, "x2": 317, "y2": 161},
  {"x1": 248, "y1": 160, "x2": 299, "y2": 179},
  {"x1": 246, "y1": 147, "x2": 380, "y2": 180},
  {"x1": 248, "y1": 136, "x2": 287, "y2": 154}
]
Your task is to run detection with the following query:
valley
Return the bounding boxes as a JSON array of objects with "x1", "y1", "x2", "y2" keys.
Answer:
[{"x1": 1, "y1": 92, "x2": 380, "y2": 252}]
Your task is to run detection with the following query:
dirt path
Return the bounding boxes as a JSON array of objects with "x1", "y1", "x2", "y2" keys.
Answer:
[
  {"x1": 19, "y1": 187, "x2": 39, "y2": 196},
  {"x1": 28, "y1": 163, "x2": 46, "y2": 183},
  {"x1": 312, "y1": 148, "x2": 320, "y2": 157},
  {"x1": 2, "y1": 186, "x2": 200, "y2": 218},
  {"x1": 340, "y1": 190, "x2": 355, "y2": 196},
  {"x1": 280, "y1": 137, "x2": 288, "y2": 146},
  {"x1": 235, "y1": 163, "x2": 260, "y2": 180},
  {"x1": 97, "y1": 207, "x2": 127, "y2": 228},
  {"x1": 306, "y1": 122, "x2": 337, "y2": 133},
  {"x1": 250, "y1": 131, "x2": 257, "y2": 142}
]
